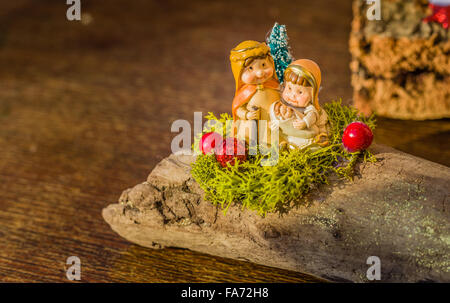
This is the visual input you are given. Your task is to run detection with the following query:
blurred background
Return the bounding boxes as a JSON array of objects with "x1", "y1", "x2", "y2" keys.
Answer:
[{"x1": 0, "y1": 0, "x2": 448, "y2": 282}]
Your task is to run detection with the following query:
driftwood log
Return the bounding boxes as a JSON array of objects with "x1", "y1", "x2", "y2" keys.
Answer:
[{"x1": 102, "y1": 144, "x2": 450, "y2": 282}]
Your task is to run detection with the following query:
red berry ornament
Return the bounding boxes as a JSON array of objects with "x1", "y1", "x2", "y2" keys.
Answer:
[
  {"x1": 215, "y1": 137, "x2": 247, "y2": 168},
  {"x1": 199, "y1": 132, "x2": 222, "y2": 155},
  {"x1": 342, "y1": 122, "x2": 373, "y2": 152}
]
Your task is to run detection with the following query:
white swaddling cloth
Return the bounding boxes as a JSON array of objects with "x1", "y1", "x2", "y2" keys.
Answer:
[
  {"x1": 269, "y1": 102, "x2": 329, "y2": 149},
  {"x1": 269, "y1": 102, "x2": 317, "y2": 149}
]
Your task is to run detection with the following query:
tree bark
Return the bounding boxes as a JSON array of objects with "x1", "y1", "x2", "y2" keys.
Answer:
[{"x1": 102, "y1": 144, "x2": 450, "y2": 282}]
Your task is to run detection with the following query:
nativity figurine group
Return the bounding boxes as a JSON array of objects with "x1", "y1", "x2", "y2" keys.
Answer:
[{"x1": 230, "y1": 40, "x2": 329, "y2": 151}]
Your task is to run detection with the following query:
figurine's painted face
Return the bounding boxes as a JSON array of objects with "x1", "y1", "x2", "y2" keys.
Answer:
[
  {"x1": 240, "y1": 57, "x2": 274, "y2": 85},
  {"x1": 282, "y1": 81, "x2": 313, "y2": 107}
]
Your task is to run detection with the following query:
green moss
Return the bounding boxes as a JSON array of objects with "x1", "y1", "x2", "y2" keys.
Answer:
[{"x1": 191, "y1": 100, "x2": 376, "y2": 216}]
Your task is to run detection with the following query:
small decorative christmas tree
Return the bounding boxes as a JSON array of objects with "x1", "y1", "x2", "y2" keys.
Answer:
[{"x1": 266, "y1": 22, "x2": 293, "y2": 83}]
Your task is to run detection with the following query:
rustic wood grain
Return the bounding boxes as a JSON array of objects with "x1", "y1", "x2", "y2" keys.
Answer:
[{"x1": 0, "y1": 0, "x2": 448, "y2": 282}]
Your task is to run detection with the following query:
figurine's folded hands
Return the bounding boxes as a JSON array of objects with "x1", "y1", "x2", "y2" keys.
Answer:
[
  {"x1": 292, "y1": 119, "x2": 307, "y2": 130},
  {"x1": 246, "y1": 108, "x2": 260, "y2": 120}
]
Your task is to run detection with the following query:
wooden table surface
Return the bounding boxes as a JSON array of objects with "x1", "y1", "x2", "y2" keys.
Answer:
[{"x1": 0, "y1": 0, "x2": 448, "y2": 282}]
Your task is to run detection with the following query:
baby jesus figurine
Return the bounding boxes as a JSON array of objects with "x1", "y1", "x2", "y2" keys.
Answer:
[{"x1": 269, "y1": 59, "x2": 329, "y2": 150}]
